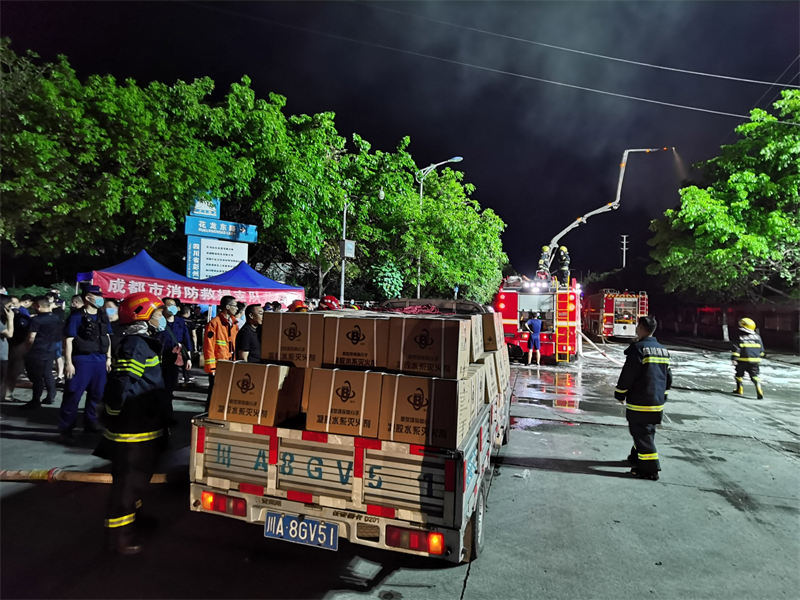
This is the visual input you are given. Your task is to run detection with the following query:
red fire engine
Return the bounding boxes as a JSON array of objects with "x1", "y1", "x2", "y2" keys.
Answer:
[
  {"x1": 492, "y1": 276, "x2": 581, "y2": 363},
  {"x1": 582, "y1": 289, "x2": 648, "y2": 339}
]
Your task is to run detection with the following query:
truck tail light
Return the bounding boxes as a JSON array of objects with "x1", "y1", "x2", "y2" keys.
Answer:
[
  {"x1": 386, "y1": 526, "x2": 445, "y2": 555},
  {"x1": 199, "y1": 490, "x2": 247, "y2": 517}
]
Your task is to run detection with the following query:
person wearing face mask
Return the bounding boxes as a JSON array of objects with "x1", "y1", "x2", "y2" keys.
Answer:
[
  {"x1": 155, "y1": 298, "x2": 193, "y2": 398},
  {"x1": 202, "y1": 295, "x2": 239, "y2": 412},
  {"x1": 59, "y1": 284, "x2": 112, "y2": 442},
  {"x1": 104, "y1": 299, "x2": 124, "y2": 344},
  {"x1": 94, "y1": 292, "x2": 172, "y2": 555}
]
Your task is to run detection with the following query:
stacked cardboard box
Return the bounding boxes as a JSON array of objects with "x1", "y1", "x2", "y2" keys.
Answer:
[
  {"x1": 211, "y1": 311, "x2": 509, "y2": 448},
  {"x1": 208, "y1": 361, "x2": 304, "y2": 426},
  {"x1": 481, "y1": 312, "x2": 503, "y2": 351}
]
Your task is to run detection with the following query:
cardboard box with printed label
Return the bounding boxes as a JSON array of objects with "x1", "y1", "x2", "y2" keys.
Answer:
[
  {"x1": 475, "y1": 353, "x2": 499, "y2": 402},
  {"x1": 207, "y1": 361, "x2": 303, "y2": 426},
  {"x1": 465, "y1": 363, "x2": 486, "y2": 417},
  {"x1": 261, "y1": 313, "x2": 325, "y2": 368},
  {"x1": 323, "y1": 316, "x2": 389, "y2": 369},
  {"x1": 481, "y1": 312, "x2": 503, "y2": 351},
  {"x1": 305, "y1": 368, "x2": 382, "y2": 437},
  {"x1": 495, "y1": 343, "x2": 510, "y2": 391},
  {"x1": 445, "y1": 314, "x2": 485, "y2": 362},
  {"x1": 378, "y1": 373, "x2": 473, "y2": 448},
  {"x1": 386, "y1": 317, "x2": 470, "y2": 379}
]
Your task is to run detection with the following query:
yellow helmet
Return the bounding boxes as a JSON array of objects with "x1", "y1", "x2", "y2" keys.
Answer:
[
  {"x1": 738, "y1": 317, "x2": 756, "y2": 331},
  {"x1": 541, "y1": 245, "x2": 549, "y2": 252},
  {"x1": 559, "y1": 246, "x2": 568, "y2": 252}
]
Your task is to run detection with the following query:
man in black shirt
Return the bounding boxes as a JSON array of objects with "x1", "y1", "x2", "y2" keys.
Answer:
[
  {"x1": 236, "y1": 304, "x2": 264, "y2": 363},
  {"x1": 22, "y1": 297, "x2": 63, "y2": 408}
]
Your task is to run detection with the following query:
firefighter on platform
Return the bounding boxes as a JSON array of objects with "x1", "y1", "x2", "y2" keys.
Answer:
[
  {"x1": 95, "y1": 292, "x2": 173, "y2": 555},
  {"x1": 556, "y1": 245, "x2": 570, "y2": 287},
  {"x1": 614, "y1": 315, "x2": 671, "y2": 481},
  {"x1": 731, "y1": 317, "x2": 765, "y2": 399},
  {"x1": 203, "y1": 295, "x2": 239, "y2": 411}
]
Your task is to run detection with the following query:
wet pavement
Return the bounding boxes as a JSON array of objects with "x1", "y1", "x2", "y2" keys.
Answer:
[{"x1": 1, "y1": 342, "x2": 798, "y2": 599}]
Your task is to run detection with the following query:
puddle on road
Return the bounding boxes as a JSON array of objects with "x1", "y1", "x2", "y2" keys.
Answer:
[{"x1": 510, "y1": 417, "x2": 578, "y2": 431}]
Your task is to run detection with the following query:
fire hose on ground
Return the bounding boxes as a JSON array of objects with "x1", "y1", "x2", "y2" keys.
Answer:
[
  {"x1": 0, "y1": 468, "x2": 167, "y2": 484},
  {"x1": 579, "y1": 331, "x2": 624, "y2": 366}
]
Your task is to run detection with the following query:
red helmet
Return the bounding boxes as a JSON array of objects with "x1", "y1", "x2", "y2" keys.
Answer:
[
  {"x1": 288, "y1": 299, "x2": 309, "y2": 313},
  {"x1": 319, "y1": 295, "x2": 340, "y2": 310},
  {"x1": 118, "y1": 292, "x2": 164, "y2": 324}
]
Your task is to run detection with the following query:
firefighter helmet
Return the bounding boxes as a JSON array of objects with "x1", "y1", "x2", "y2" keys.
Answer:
[
  {"x1": 288, "y1": 299, "x2": 309, "y2": 313},
  {"x1": 541, "y1": 245, "x2": 550, "y2": 252},
  {"x1": 118, "y1": 292, "x2": 164, "y2": 325},
  {"x1": 559, "y1": 245, "x2": 568, "y2": 252},
  {"x1": 738, "y1": 317, "x2": 756, "y2": 331},
  {"x1": 319, "y1": 295, "x2": 340, "y2": 310}
]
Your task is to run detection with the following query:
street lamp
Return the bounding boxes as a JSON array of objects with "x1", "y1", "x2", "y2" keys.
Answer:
[
  {"x1": 340, "y1": 188, "x2": 385, "y2": 305},
  {"x1": 414, "y1": 156, "x2": 463, "y2": 298}
]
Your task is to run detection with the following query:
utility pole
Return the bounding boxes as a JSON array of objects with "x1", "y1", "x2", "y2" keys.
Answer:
[{"x1": 621, "y1": 234, "x2": 629, "y2": 269}]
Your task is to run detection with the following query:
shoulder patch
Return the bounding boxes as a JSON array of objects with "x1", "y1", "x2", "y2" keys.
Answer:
[{"x1": 207, "y1": 330, "x2": 214, "y2": 339}]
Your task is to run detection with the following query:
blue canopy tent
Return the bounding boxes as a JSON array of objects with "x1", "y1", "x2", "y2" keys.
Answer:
[
  {"x1": 77, "y1": 251, "x2": 304, "y2": 306},
  {"x1": 201, "y1": 261, "x2": 302, "y2": 292},
  {"x1": 77, "y1": 249, "x2": 192, "y2": 285}
]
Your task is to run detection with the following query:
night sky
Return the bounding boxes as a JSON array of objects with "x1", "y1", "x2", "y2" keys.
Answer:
[{"x1": 3, "y1": 1, "x2": 799, "y2": 278}]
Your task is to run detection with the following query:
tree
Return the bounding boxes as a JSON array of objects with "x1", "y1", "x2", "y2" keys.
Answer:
[
  {"x1": 0, "y1": 40, "x2": 235, "y2": 262},
  {"x1": 648, "y1": 90, "x2": 800, "y2": 301},
  {"x1": 416, "y1": 169, "x2": 507, "y2": 302}
]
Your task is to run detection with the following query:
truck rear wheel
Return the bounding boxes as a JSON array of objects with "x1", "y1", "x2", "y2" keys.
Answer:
[{"x1": 462, "y1": 482, "x2": 486, "y2": 562}]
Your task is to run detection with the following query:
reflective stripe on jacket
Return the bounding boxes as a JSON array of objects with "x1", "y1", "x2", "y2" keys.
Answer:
[
  {"x1": 731, "y1": 332, "x2": 765, "y2": 363},
  {"x1": 103, "y1": 333, "x2": 172, "y2": 437},
  {"x1": 203, "y1": 314, "x2": 238, "y2": 373},
  {"x1": 614, "y1": 336, "x2": 672, "y2": 425}
]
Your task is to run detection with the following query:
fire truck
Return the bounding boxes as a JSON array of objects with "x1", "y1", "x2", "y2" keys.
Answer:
[
  {"x1": 582, "y1": 289, "x2": 648, "y2": 340},
  {"x1": 492, "y1": 276, "x2": 581, "y2": 363}
]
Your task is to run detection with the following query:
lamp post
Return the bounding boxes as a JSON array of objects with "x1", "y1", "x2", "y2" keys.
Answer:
[{"x1": 414, "y1": 156, "x2": 463, "y2": 298}]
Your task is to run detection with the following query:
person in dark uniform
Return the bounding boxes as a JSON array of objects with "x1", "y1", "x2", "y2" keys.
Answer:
[
  {"x1": 59, "y1": 284, "x2": 112, "y2": 441},
  {"x1": 556, "y1": 245, "x2": 571, "y2": 288},
  {"x1": 236, "y1": 304, "x2": 264, "y2": 362},
  {"x1": 731, "y1": 317, "x2": 765, "y2": 399},
  {"x1": 524, "y1": 312, "x2": 543, "y2": 366},
  {"x1": 95, "y1": 292, "x2": 172, "y2": 555},
  {"x1": 22, "y1": 296, "x2": 63, "y2": 408},
  {"x1": 614, "y1": 315, "x2": 672, "y2": 480}
]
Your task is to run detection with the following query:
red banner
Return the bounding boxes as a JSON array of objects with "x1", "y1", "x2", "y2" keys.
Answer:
[{"x1": 91, "y1": 272, "x2": 304, "y2": 307}]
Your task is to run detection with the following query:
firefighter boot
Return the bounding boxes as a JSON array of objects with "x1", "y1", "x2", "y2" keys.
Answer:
[
  {"x1": 732, "y1": 377, "x2": 744, "y2": 396},
  {"x1": 107, "y1": 525, "x2": 143, "y2": 556},
  {"x1": 753, "y1": 377, "x2": 764, "y2": 400}
]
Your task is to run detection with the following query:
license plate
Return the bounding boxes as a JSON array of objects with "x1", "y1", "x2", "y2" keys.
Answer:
[{"x1": 263, "y1": 512, "x2": 339, "y2": 551}]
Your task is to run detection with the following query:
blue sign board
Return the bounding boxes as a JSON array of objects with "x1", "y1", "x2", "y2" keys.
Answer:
[
  {"x1": 190, "y1": 196, "x2": 221, "y2": 220},
  {"x1": 184, "y1": 215, "x2": 258, "y2": 243}
]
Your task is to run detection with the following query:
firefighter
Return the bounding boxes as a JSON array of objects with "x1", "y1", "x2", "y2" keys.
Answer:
[
  {"x1": 614, "y1": 315, "x2": 671, "y2": 481},
  {"x1": 95, "y1": 292, "x2": 173, "y2": 555},
  {"x1": 731, "y1": 317, "x2": 765, "y2": 399},
  {"x1": 556, "y1": 245, "x2": 570, "y2": 287},
  {"x1": 203, "y1": 295, "x2": 239, "y2": 411}
]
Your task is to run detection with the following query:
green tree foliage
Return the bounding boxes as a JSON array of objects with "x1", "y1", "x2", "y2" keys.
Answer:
[
  {"x1": 648, "y1": 90, "x2": 800, "y2": 301},
  {"x1": 0, "y1": 40, "x2": 507, "y2": 301}
]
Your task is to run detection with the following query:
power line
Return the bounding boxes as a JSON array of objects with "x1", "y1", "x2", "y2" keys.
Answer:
[
  {"x1": 189, "y1": 2, "x2": 800, "y2": 126},
  {"x1": 371, "y1": 4, "x2": 800, "y2": 89}
]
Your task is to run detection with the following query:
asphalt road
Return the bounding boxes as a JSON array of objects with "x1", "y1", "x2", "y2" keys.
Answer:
[{"x1": 1, "y1": 341, "x2": 798, "y2": 599}]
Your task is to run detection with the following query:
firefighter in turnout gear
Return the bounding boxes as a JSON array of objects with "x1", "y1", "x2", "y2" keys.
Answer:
[
  {"x1": 614, "y1": 315, "x2": 671, "y2": 480},
  {"x1": 556, "y1": 246, "x2": 570, "y2": 288},
  {"x1": 95, "y1": 293, "x2": 173, "y2": 555},
  {"x1": 731, "y1": 317, "x2": 765, "y2": 399},
  {"x1": 203, "y1": 295, "x2": 239, "y2": 411}
]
